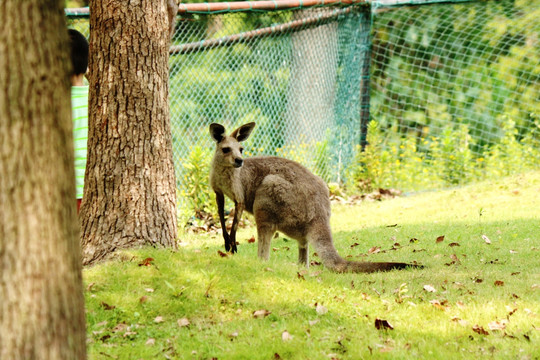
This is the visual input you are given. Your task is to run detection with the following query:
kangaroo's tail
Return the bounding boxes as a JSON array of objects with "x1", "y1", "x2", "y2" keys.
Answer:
[
  {"x1": 328, "y1": 260, "x2": 422, "y2": 273},
  {"x1": 309, "y1": 226, "x2": 422, "y2": 273}
]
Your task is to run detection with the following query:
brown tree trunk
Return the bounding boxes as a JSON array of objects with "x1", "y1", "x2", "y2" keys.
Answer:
[
  {"x1": 81, "y1": 0, "x2": 178, "y2": 265},
  {"x1": 0, "y1": 1, "x2": 86, "y2": 359}
]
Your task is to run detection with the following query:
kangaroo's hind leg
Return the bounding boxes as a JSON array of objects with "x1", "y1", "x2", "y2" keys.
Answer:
[
  {"x1": 254, "y1": 208, "x2": 276, "y2": 261},
  {"x1": 298, "y1": 238, "x2": 309, "y2": 267},
  {"x1": 256, "y1": 222, "x2": 274, "y2": 261}
]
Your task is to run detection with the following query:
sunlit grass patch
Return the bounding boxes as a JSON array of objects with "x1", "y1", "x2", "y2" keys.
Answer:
[{"x1": 85, "y1": 171, "x2": 540, "y2": 359}]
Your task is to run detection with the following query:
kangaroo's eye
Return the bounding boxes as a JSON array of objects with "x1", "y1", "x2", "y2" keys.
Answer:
[{"x1": 222, "y1": 147, "x2": 231, "y2": 154}]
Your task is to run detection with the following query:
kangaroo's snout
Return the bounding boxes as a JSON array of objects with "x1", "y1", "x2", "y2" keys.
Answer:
[{"x1": 234, "y1": 158, "x2": 244, "y2": 168}]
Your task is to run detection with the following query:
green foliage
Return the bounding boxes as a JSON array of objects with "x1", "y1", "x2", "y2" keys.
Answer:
[
  {"x1": 178, "y1": 146, "x2": 216, "y2": 227},
  {"x1": 371, "y1": 0, "x2": 539, "y2": 151},
  {"x1": 348, "y1": 119, "x2": 540, "y2": 193}
]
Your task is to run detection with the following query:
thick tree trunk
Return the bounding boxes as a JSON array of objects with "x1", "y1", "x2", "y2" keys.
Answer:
[
  {"x1": 81, "y1": 0, "x2": 178, "y2": 265},
  {"x1": 0, "y1": 1, "x2": 86, "y2": 359}
]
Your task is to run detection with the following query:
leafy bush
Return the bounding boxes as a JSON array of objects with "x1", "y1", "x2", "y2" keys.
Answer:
[
  {"x1": 178, "y1": 146, "x2": 216, "y2": 228},
  {"x1": 347, "y1": 118, "x2": 540, "y2": 194}
]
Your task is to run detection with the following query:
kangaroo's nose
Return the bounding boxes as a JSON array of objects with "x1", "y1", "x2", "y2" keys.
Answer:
[{"x1": 234, "y1": 158, "x2": 243, "y2": 168}]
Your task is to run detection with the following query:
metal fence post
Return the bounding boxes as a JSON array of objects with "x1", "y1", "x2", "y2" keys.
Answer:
[{"x1": 359, "y1": 4, "x2": 372, "y2": 150}]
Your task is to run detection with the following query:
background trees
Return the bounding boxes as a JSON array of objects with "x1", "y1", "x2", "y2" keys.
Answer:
[{"x1": 0, "y1": 1, "x2": 86, "y2": 358}]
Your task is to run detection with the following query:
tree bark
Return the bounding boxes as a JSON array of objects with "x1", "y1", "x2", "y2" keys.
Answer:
[
  {"x1": 0, "y1": 1, "x2": 86, "y2": 359},
  {"x1": 81, "y1": 0, "x2": 178, "y2": 265}
]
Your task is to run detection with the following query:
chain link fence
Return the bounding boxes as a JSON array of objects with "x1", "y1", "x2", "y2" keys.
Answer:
[{"x1": 67, "y1": 0, "x2": 539, "y2": 214}]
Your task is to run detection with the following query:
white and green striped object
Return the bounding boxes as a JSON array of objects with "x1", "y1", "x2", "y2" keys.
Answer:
[{"x1": 71, "y1": 85, "x2": 88, "y2": 199}]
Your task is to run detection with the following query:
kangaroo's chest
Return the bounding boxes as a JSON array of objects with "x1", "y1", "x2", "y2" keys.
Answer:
[{"x1": 210, "y1": 168, "x2": 244, "y2": 204}]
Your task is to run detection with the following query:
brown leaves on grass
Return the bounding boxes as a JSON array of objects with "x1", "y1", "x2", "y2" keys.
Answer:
[
  {"x1": 367, "y1": 246, "x2": 381, "y2": 255},
  {"x1": 217, "y1": 250, "x2": 230, "y2": 258},
  {"x1": 138, "y1": 257, "x2": 154, "y2": 267},
  {"x1": 430, "y1": 299, "x2": 449, "y2": 311},
  {"x1": 445, "y1": 254, "x2": 461, "y2": 266},
  {"x1": 253, "y1": 309, "x2": 271, "y2": 318},
  {"x1": 472, "y1": 324, "x2": 489, "y2": 335},
  {"x1": 177, "y1": 318, "x2": 190, "y2": 327},
  {"x1": 374, "y1": 318, "x2": 394, "y2": 331},
  {"x1": 488, "y1": 320, "x2": 507, "y2": 331},
  {"x1": 281, "y1": 330, "x2": 293, "y2": 341},
  {"x1": 332, "y1": 188, "x2": 402, "y2": 205},
  {"x1": 436, "y1": 235, "x2": 445, "y2": 243},
  {"x1": 315, "y1": 304, "x2": 328, "y2": 315},
  {"x1": 100, "y1": 301, "x2": 116, "y2": 310}
]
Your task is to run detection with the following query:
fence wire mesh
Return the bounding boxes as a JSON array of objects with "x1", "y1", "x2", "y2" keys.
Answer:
[{"x1": 66, "y1": 0, "x2": 539, "y2": 215}]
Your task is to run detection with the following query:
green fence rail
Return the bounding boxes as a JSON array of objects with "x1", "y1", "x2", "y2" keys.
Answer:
[{"x1": 67, "y1": 0, "x2": 539, "y2": 214}]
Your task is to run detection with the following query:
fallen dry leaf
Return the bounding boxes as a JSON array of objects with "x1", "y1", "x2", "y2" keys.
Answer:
[
  {"x1": 448, "y1": 242, "x2": 460, "y2": 247},
  {"x1": 112, "y1": 323, "x2": 128, "y2": 332},
  {"x1": 430, "y1": 299, "x2": 447, "y2": 311},
  {"x1": 253, "y1": 309, "x2": 272, "y2": 318},
  {"x1": 316, "y1": 304, "x2": 328, "y2": 315},
  {"x1": 423, "y1": 284, "x2": 437, "y2": 293},
  {"x1": 488, "y1": 320, "x2": 507, "y2": 331},
  {"x1": 177, "y1": 318, "x2": 190, "y2": 327},
  {"x1": 138, "y1": 257, "x2": 154, "y2": 266},
  {"x1": 494, "y1": 280, "x2": 505, "y2": 287},
  {"x1": 309, "y1": 319, "x2": 320, "y2": 326},
  {"x1": 281, "y1": 330, "x2": 293, "y2": 341},
  {"x1": 368, "y1": 246, "x2": 381, "y2": 255},
  {"x1": 374, "y1": 318, "x2": 394, "y2": 331},
  {"x1": 247, "y1": 236, "x2": 256, "y2": 243},
  {"x1": 482, "y1": 235, "x2": 491, "y2": 244},
  {"x1": 145, "y1": 288, "x2": 154, "y2": 293},
  {"x1": 217, "y1": 250, "x2": 230, "y2": 258},
  {"x1": 100, "y1": 301, "x2": 116, "y2": 310},
  {"x1": 139, "y1": 295, "x2": 148, "y2": 303},
  {"x1": 154, "y1": 316, "x2": 164, "y2": 323},
  {"x1": 472, "y1": 324, "x2": 489, "y2": 335},
  {"x1": 145, "y1": 338, "x2": 155, "y2": 346},
  {"x1": 451, "y1": 317, "x2": 469, "y2": 326},
  {"x1": 436, "y1": 235, "x2": 445, "y2": 243}
]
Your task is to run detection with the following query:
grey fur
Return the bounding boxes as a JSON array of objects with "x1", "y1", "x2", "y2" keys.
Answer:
[{"x1": 209, "y1": 122, "x2": 421, "y2": 273}]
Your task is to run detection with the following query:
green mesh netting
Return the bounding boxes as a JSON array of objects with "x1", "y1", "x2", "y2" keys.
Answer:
[
  {"x1": 66, "y1": 0, "x2": 539, "y2": 203},
  {"x1": 168, "y1": 5, "x2": 371, "y2": 188}
]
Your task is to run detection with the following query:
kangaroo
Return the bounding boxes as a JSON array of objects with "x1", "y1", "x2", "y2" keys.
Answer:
[{"x1": 209, "y1": 122, "x2": 420, "y2": 273}]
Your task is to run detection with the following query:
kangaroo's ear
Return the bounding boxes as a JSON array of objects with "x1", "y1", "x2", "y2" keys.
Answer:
[
  {"x1": 209, "y1": 123, "x2": 226, "y2": 143},
  {"x1": 231, "y1": 122, "x2": 256, "y2": 142}
]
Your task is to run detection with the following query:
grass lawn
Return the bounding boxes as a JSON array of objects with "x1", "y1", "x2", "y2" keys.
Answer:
[{"x1": 84, "y1": 171, "x2": 540, "y2": 359}]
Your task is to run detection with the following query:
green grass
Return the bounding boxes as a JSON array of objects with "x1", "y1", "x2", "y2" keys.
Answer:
[{"x1": 85, "y1": 172, "x2": 540, "y2": 359}]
